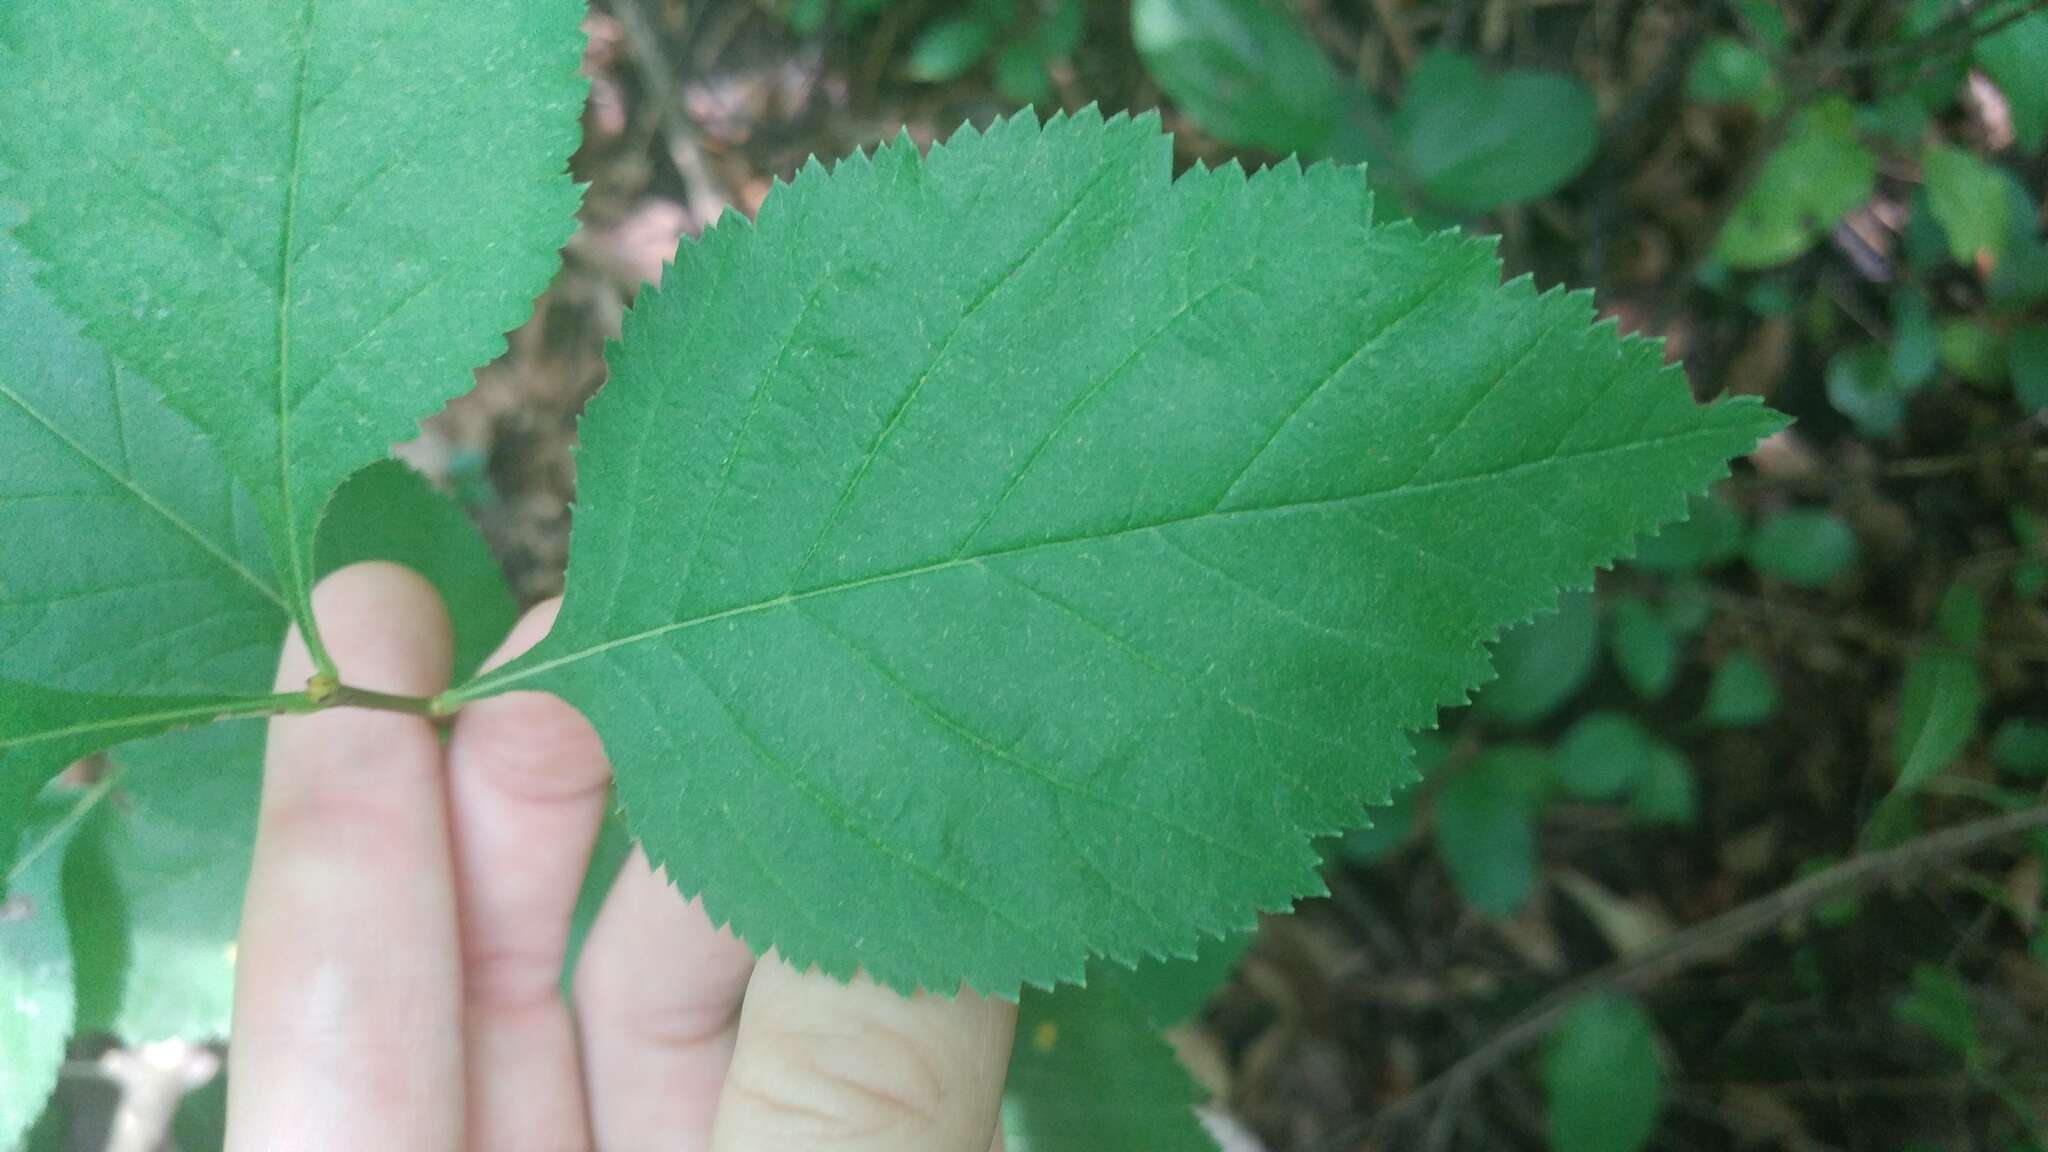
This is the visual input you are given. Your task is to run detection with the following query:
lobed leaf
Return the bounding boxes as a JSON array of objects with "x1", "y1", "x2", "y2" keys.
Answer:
[
  {"x1": 463, "y1": 109, "x2": 1782, "y2": 995},
  {"x1": 0, "y1": 0, "x2": 585, "y2": 650}
]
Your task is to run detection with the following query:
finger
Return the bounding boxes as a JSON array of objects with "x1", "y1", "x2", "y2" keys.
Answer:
[
  {"x1": 444, "y1": 600, "x2": 610, "y2": 1152},
  {"x1": 708, "y1": 961, "x2": 1014, "y2": 1152},
  {"x1": 228, "y1": 562, "x2": 460, "y2": 1152},
  {"x1": 574, "y1": 852, "x2": 756, "y2": 1151}
]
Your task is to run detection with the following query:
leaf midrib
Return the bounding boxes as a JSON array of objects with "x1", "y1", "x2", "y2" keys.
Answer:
[
  {"x1": 0, "y1": 377, "x2": 284, "y2": 610},
  {"x1": 272, "y1": 0, "x2": 319, "y2": 617},
  {"x1": 0, "y1": 692, "x2": 292, "y2": 755},
  {"x1": 463, "y1": 421, "x2": 1743, "y2": 700}
]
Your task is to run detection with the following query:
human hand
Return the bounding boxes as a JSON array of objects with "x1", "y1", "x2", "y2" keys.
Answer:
[{"x1": 226, "y1": 562, "x2": 1015, "y2": 1151}]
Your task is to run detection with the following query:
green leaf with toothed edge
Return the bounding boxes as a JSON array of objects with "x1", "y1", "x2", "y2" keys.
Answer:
[
  {"x1": 0, "y1": 0, "x2": 585, "y2": 652},
  {"x1": 455, "y1": 108, "x2": 1784, "y2": 996}
]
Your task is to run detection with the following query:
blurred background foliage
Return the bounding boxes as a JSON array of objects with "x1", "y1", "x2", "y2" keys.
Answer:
[{"x1": 22, "y1": 1, "x2": 2048, "y2": 1150}]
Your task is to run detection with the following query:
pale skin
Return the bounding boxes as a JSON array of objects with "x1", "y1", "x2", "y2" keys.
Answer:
[{"x1": 227, "y1": 561, "x2": 1016, "y2": 1152}]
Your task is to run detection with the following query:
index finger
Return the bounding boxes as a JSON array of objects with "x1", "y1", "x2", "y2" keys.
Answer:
[{"x1": 227, "y1": 563, "x2": 463, "y2": 1152}]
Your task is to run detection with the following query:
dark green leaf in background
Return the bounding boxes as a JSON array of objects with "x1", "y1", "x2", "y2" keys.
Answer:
[
  {"x1": 1436, "y1": 746, "x2": 1551, "y2": 916},
  {"x1": 1630, "y1": 742, "x2": 1699, "y2": 826},
  {"x1": 1937, "y1": 319, "x2": 2007, "y2": 388},
  {"x1": 1478, "y1": 591, "x2": 1603, "y2": 726},
  {"x1": 908, "y1": 14, "x2": 1002, "y2": 83},
  {"x1": 2009, "y1": 326, "x2": 2048, "y2": 415},
  {"x1": 1633, "y1": 491, "x2": 1747, "y2": 574},
  {"x1": 1609, "y1": 597, "x2": 1679, "y2": 701},
  {"x1": 1686, "y1": 37, "x2": 1782, "y2": 116},
  {"x1": 317, "y1": 461, "x2": 519, "y2": 680},
  {"x1": 1715, "y1": 97, "x2": 1875, "y2": 269},
  {"x1": 1894, "y1": 650, "x2": 1982, "y2": 790},
  {"x1": 1748, "y1": 509, "x2": 1857, "y2": 587},
  {"x1": 1889, "y1": 285, "x2": 1939, "y2": 391},
  {"x1": 1893, "y1": 964, "x2": 1979, "y2": 1063},
  {"x1": 1556, "y1": 712, "x2": 1654, "y2": 801},
  {"x1": 1974, "y1": 9, "x2": 2048, "y2": 153},
  {"x1": 1546, "y1": 995, "x2": 1663, "y2": 1152},
  {"x1": 1130, "y1": 0, "x2": 1342, "y2": 157},
  {"x1": 1922, "y1": 145, "x2": 2011, "y2": 265},
  {"x1": 1100, "y1": 931, "x2": 1254, "y2": 1030},
  {"x1": 1703, "y1": 650, "x2": 1779, "y2": 728},
  {"x1": 1991, "y1": 719, "x2": 2048, "y2": 779},
  {"x1": 1388, "y1": 51, "x2": 1599, "y2": 212},
  {"x1": 1826, "y1": 345, "x2": 1905, "y2": 437}
]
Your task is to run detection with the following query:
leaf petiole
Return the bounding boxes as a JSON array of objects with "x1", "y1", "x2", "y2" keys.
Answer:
[{"x1": 322, "y1": 684, "x2": 449, "y2": 719}]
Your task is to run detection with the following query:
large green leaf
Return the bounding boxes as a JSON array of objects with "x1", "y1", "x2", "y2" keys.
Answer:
[
  {"x1": 456, "y1": 110, "x2": 1781, "y2": 994},
  {"x1": 1003, "y1": 977, "x2": 1216, "y2": 1152},
  {"x1": 0, "y1": 0, "x2": 584, "y2": 650}
]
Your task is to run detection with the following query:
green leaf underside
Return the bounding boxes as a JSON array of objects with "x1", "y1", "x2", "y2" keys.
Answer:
[
  {"x1": 0, "y1": 231, "x2": 282, "y2": 699},
  {"x1": 1003, "y1": 977, "x2": 1216, "y2": 1152},
  {"x1": 1, "y1": 803, "x2": 78, "y2": 1149},
  {"x1": 56, "y1": 725, "x2": 262, "y2": 1048},
  {"x1": 0, "y1": 0, "x2": 585, "y2": 641},
  {"x1": 461, "y1": 108, "x2": 1780, "y2": 995}
]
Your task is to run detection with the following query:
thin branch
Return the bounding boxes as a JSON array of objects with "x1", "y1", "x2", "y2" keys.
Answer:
[
  {"x1": 324, "y1": 684, "x2": 447, "y2": 718},
  {"x1": 1334, "y1": 802, "x2": 2048, "y2": 1149}
]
